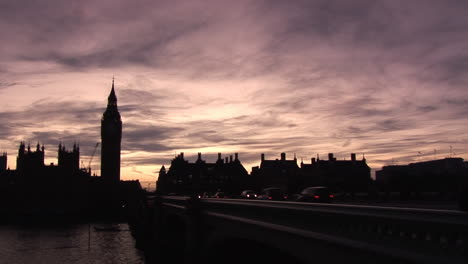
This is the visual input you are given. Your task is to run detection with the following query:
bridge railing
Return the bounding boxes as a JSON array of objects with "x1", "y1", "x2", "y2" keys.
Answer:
[{"x1": 154, "y1": 196, "x2": 468, "y2": 263}]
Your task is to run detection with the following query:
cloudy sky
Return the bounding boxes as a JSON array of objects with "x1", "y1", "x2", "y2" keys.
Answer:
[{"x1": 1, "y1": 0, "x2": 468, "y2": 182}]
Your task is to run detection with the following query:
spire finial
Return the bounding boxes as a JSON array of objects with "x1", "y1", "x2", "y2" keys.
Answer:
[
  {"x1": 107, "y1": 77, "x2": 117, "y2": 106},
  {"x1": 112, "y1": 76, "x2": 114, "y2": 88}
]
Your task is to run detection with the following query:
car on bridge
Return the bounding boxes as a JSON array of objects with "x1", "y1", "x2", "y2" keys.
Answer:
[
  {"x1": 257, "y1": 188, "x2": 288, "y2": 201},
  {"x1": 239, "y1": 190, "x2": 258, "y2": 199},
  {"x1": 295, "y1": 186, "x2": 334, "y2": 203}
]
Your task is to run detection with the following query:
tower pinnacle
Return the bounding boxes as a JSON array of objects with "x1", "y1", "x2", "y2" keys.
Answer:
[{"x1": 108, "y1": 79, "x2": 117, "y2": 107}]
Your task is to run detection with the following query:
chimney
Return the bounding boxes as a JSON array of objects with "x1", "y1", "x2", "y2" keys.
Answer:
[
  {"x1": 281, "y1": 152, "x2": 286, "y2": 161},
  {"x1": 180, "y1": 152, "x2": 184, "y2": 159},
  {"x1": 312, "y1": 158, "x2": 316, "y2": 164},
  {"x1": 225, "y1": 157, "x2": 228, "y2": 163},
  {"x1": 328, "y1": 153, "x2": 334, "y2": 161},
  {"x1": 229, "y1": 155, "x2": 233, "y2": 163},
  {"x1": 218, "y1": 153, "x2": 222, "y2": 160},
  {"x1": 261, "y1": 153, "x2": 265, "y2": 162},
  {"x1": 351, "y1": 153, "x2": 356, "y2": 161},
  {"x1": 198, "y1": 152, "x2": 202, "y2": 160},
  {"x1": 235, "y1": 153, "x2": 238, "y2": 161}
]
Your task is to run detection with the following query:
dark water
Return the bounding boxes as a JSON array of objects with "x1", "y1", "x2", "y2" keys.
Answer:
[{"x1": 0, "y1": 223, "x2": 145, "y2": 264}]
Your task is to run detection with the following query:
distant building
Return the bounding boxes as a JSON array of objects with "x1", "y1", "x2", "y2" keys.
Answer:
[
  {"x1": 58, "y1": 143, "x2": 80, "y2": 171},
  {"x1": 159, "y1": 151, "x2": 371, "y2": 195},
  {"x1": 0, "y1": 152, "x2": 6, "y2": 171},
  {"x1": 156, "y1": 165, "x2": 166, "y2": 193},
  {"x1": 101, "y1": 79, "x2": 122, "y2": 183},
  {"x1": 157, "y1": 152, "x2": 249, "y2": 195},
  {"x1": 376, "y1": 157, "x2": 467, "y2": 194},
  {"x1": 250, "y1": 152, "x2": 371, "y2": 194},
  {"x1": 13, "y1": 142, "x2": 87, "y2": 179},
  {"x1": 251, "y1": 153, "x2": 300, "y2": 193},
  {"x1": 0, "y1": 82, "x2": 141, "y2": 218},
  {"x1": 375, "y1": 165, "x2": 409, "y2": 192},
  {"x1": 299, "y1": 153, "x2": 371, "y2": 193},
  {"x1": 16, "y1": 142, "x2": 45, "y2": 172}
]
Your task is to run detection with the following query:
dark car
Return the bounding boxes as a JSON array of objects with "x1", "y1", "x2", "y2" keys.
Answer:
[
  {"x1": 240, "y1": 190, "x2": 258, "y2": 199},
  {"x1": 257, "y1": 188, "x2": 288, "y2": 201},
  {"x1": 296, "y1": 186, "x2": 333, "y2": 203}
]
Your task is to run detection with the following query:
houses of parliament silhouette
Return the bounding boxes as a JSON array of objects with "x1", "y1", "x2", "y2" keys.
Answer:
[
  {"x1": 0, "y1": 80, "x2": 137, "y2": 220},
  {"x1": 0, "y1": 80, "x2": 122, "y2": 182}
]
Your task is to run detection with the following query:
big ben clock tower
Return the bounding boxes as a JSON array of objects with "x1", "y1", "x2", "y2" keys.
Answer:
[{"x1": 101, "y1": 79, "x2": 122, "y2": 183}]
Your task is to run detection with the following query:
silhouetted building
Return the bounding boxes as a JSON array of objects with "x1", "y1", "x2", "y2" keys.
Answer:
[
  {"x1": 250, "y1": 152, "x2": 371, "y2": 194},
  {"x1": 376, "y1": 157, "x2": 468, "y2": 195},
  {"x1": 0, "y1": 82, "x2": 144, "y2": 220},
  {"x1": 299, "y1": 153, "x2": 371, "y2": 193},
  {"x1": 58, "y1": 143, "x2": 80, "y2": 171},
  {"x1": 16, "y1": 142, "x2": 45, "y2": 172},
  {"x1": 250, "y1": 153, "x2": 300, "y2": 193},
  {"x1": 375, "y1": 165, "x2": 409, "y2": 192},
  {"x1": 101, "y1": 79, "x2": 122, "y2": 183},
  {"x1": 13, "y1": 142, "x2": 88, "y2": 180},
  {"x1": 157, "y1": 152, "x2": 249, "y2": 195},
  {"x1": 0, "y1": 141, "x2": 92, "y2": 216},
  {"x1": 0, "y1": 152, "x2": 14, "y2": 213},
  {"x1": 155, "y1": 165, "x2": 166, "y2": 193},
  {"x1": 300, "y1": 153, "x2": 371, "y2": 193},
  {"x1": 0, "y1": 152, "x2": 6, "y2": 171}
]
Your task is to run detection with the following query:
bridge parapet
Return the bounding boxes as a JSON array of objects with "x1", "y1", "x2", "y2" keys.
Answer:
[{"x1": 151, "y1": 196, "x2": 468, "y2": 264}]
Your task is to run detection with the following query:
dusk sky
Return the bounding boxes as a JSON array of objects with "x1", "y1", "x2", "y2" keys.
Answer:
[{"x1": 1, "y1": 0, "x2": 468, "y2": 182}]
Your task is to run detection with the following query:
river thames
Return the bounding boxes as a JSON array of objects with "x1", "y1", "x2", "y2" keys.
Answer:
[{"x1": 0, "y1": 223, "x2": 145, "y2": 264}]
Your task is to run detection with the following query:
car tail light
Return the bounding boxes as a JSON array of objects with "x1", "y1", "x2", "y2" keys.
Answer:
[
  {"x1": 283, "y1": 195, "x2": 288, "y2": 200},
  {"x1": 314, "y1": 195, "x2": 320, "y2": 199},
  {"x1": 329, "y1": 194, "x2": 334, "y2": 198},
  {"x1": 268, "y1": 196, "x2": 272, "y2": 200}
]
